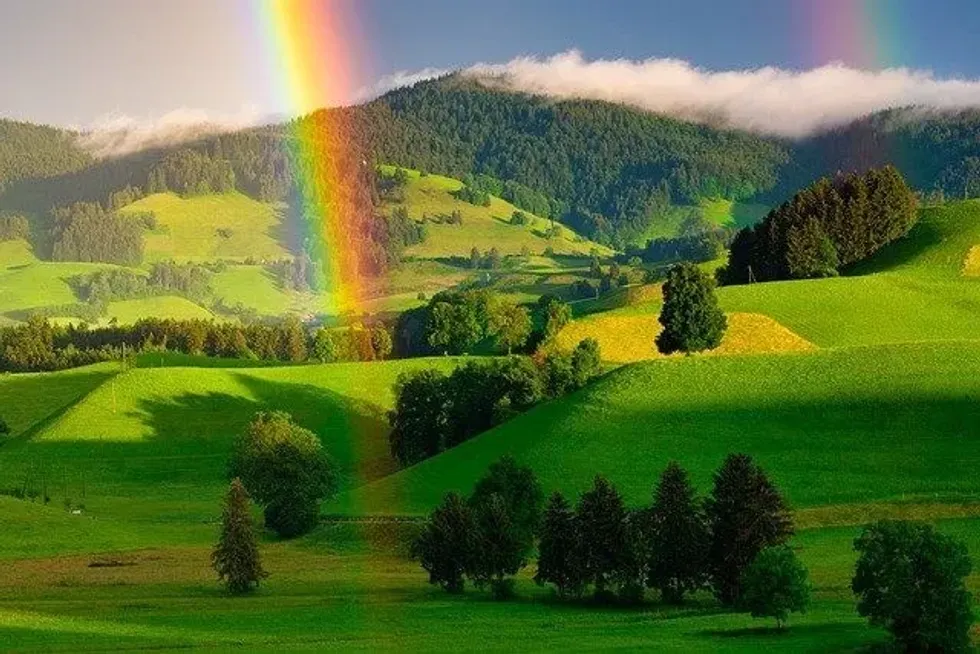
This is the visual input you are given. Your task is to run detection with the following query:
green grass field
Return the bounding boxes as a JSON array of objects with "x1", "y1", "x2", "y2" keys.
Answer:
[
  {"x1": 341, "y1": 340, "x2": 980, "y2": 515},
  {"x1": 2, "y1": 201, "x2": 979, "y2": 651},
  {"x1": 0, "y1": 358, "x2": 463, "y2": 524},
  {"x1": 379, "y1": 167, "x2": 611, "y2": 258},
  {"x1": 119, "y1": 192, "x2": 292, "y2": 263}
]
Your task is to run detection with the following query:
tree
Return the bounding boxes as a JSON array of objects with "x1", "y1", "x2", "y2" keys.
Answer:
[
  {"x1": 469, "y1": 455, "x2": 543, "y2": 550},
  {"x1": 852, "y1": 521, "x2": 973, "y2": 653},
  {"x1": 648, "y1": 462, "x2": 708, "y2": 604},
  {"x1": 426, "y1": 299, "x2": 483, "y2": 354},
  {"x1": 488, "y1": 302, "x2": 532, "y2": 354},
  {"x1": 537, "y1": 295, "x2": 571, "y2": 342},
  {"x1": 414, "y1": 492, "x2": 477, "y2": 594},
  {"x1": 370, "y1": 325, "x2": 393, "y2": 360},
  {"x1": 576, "y1": 475, "x2": 630, "y2": 598},
  {"x1": 706, "y1": 454, "x2": 793, "y2": 606},
  {"x1": 212, "y1": 478, "x2": 266, "y2": 594},
  {"x1": 388, "y1": 369, "x2": 448, "y2": 465},
  {"x1": 228, "y1": 412, "x2": 338, "y2": 538},
  {"x1": 0, "y1": 417, "x2": 9, "y2": 438},
  {"x1": 469, "y1": 493, "x2": 528, "y2": 599},
  {"x1": 785, "y1": 216, "x2": 839, "y2": 279},
  {"x1": 312, "y1": 328, "x2": 338, "y2": 363},
  {"x1": 486, "y1": 247, "x2": 502, "y2": 270},
  {"x1": 535, "y1": 491, "x2": 584, "y2": 598},
  {"x1": 470, "y1": 246, "x2": 482, "y2": 269},
  {"x1": 570, "y1": 338, "x2": 602, "y2": 388},
  {"x1": 740, "y1": 545, "x2": 810, "y2": 629},
  {"x1": 656, "y1": 262, "x2": 727, "y2": 354}
]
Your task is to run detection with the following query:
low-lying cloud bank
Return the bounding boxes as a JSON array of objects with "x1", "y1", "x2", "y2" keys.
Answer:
[
  {"x1": 76, "y1": 107, "x2": 266, "y2": 158},
  {"x1": 77, "y1": 51, "x2": 980, "y2": 158},
  {"x1": 463, "y1": 50, "x2": 980, "y2": 138}
]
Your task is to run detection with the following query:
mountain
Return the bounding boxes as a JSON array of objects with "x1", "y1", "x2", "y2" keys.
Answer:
[{"x1": 4, "y1": 75, "x2": 980, "y2": 249}]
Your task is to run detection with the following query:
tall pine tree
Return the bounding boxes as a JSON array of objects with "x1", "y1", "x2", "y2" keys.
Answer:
[
  {"x1": 535, "y1": 491, "x2": 584, "y2": 598},
  {"x1": 212, "y1": 478, "x2": 266, "y2": 594},
  {"x1": 647, "y1": 462, "x2": 709, "y2": 604},
  {"x1": 706, "y1": 454, "x2": 793, "y2": 606}
]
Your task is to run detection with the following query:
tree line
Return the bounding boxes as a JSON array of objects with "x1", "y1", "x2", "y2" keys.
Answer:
[
  {"x1": 0, "y1": 316, "x2": 394, "y2": 373},
  {"x1": 389, "y1": 340, "x2": 600, "y2": 466},
  {"x1": 411, "y1": 455, "x2": 974, "y2": 648},
  {"x1": 721, "y1": 165, "x2": 918, "y2": 284}
]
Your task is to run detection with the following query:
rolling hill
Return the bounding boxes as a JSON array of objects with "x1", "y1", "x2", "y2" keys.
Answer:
[{"x1": 340, "y1": 339, "x2": 980, "y2": 515}]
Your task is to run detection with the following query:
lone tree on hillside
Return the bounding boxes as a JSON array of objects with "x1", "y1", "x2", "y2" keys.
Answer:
[
  {"x1": 414, "y1": 492, "x2": 477, "y2": 594},
  {"x1": 740, "y1": 545, "x2": 810, "y2": 629},
  {"x1": 852, "y1": 521, "x2": 973, "y2": 653},
  {"x1": 229, "y1": 411, "x2": 338, "y2": 539},
  {"x1": 706, "y1": 453, "x2": 793, "y2": 606},
  {"x1": 535, "y1": 491, "x2": 585, "y2": 598},
  {"x1": 212, "y1": 478, "x2": 266, "y2": 594},
  {"x1": 647, "y1": 462, "x2": 709, "y2": 604},
  {"x1": 656, "y1": 262, "x2": 727, "y2": 354}
]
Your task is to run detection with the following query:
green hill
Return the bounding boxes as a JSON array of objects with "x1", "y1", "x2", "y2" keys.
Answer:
[
  {"x1": 379, "y1": 166, "x2": 612, "y2": 257},
  {"x1": 340, "y1": 340, "x2": 980, "y2": 515},
  {"x1": 0, "y1": 358, "x2": 463, "y2": 523}
]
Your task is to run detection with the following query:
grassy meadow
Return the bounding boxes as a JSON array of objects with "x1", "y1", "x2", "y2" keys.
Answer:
[{"x1": 1, "y1": 201, "x2": 980, "y2": 651}]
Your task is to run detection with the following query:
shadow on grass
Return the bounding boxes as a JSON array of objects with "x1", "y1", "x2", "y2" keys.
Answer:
[
  {"x1": 0, "y1": 373, "x2": 394, "y2": 509},
  {"x1": 845, "y1": 215, "x2": 948, "y2": 277}
]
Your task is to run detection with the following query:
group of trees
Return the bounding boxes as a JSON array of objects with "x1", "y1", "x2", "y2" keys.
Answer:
[
  {"x1": 70, "y1": 261, "x2": 214, "y2": 306},
  {"x1": 0, "y1": 315, "x2": 394, "y2": 373},
  {"x1": 417, "y1": 454, "x2": 802, "y2": 622},
  {"x1": 721, "y1": 165, "x2": 918, "y2": 284},
  {"x1": 395, "y1": 289, "x2": 538, "y2": 357},
  {"x1": 50, "y1": 201, "x2": 144, "y2": 265},
  {"x1": 0, "y1": 213, "x2": 29, "y2": 241},
  {"x1": 389, "y1": 340, "x2": 600, "y2": 466},
  {"x1": 146, "y1": 149, "x2": 236, "y2": 197}
]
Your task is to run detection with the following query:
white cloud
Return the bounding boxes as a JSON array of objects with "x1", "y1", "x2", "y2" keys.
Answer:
[
  {"x1": 462, "y1": 50, "x2": 980, "y2": 138},
  {"x1": 350, "y1": 67, "x2": 450, "y2": 104},
  {"x1": 76, "y1": 106, "x2": 266, "y2": 158}
]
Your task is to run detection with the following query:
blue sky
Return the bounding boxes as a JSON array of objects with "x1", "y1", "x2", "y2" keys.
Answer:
[{"x1": 2, "y1": 0, "x2": 980, "y2": 126}]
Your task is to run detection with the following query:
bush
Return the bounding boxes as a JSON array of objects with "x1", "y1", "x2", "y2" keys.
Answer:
[
  {"x1": 740, "y1": 545, "x2": 810, "y2": 628},
  {"x1": 852, "y1": 521, "x2": 973, "y2": 652}
]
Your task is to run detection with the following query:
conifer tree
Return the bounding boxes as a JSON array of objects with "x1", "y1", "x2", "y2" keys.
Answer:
[
  {"x1": 576, "y1": 475, "x2": 629, "y2": 598},
  {"x1": 656, "y1": 262, "x2": 727, "y2": 354},
  {"x1": 469, "y1": 493, "x2": 527, "y2": 599},
  {"x1": 706, "y1": 454, "x2": 793, "y2": 606},
  {"x1": 648, "y1": 461, "x2": 709, "y2": 604},
  {"x1": 414, "y1": 492, "x2": 477, "y2": 594},
  {"x1": 212, "y1": 478, "x2": 266, "y2": 594},
  {"x1": 535, "y1": 491, "x2": 584, "y2": 598}
]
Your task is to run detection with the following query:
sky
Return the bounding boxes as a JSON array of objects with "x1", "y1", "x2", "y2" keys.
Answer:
[{"x1": 3, "y1": 0, "x2": 980, "y2": 130}]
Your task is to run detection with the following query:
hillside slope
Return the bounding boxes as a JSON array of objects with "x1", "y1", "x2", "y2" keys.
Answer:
[{"x1": 340, "y1": 340, "x2": 980, "y2": 515}]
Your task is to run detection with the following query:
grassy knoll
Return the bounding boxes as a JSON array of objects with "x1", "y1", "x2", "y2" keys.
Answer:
[
  {"x1": 0, "y1": 359, "x2": 463, "y2": 524},
  {"x1": 379, "y1": 167, "x2": 610, "y2": 258},
  {"x1": 343, "y1": 340, "x2": 980, "y2": 515},
  {"x1": 592, "y1": 201, "x2": 980, "y2": 348},
  {"x1": 119, "y1": 192, "x2": 291, "y2": 263},
  {"x1": 556, "y1": 311, "x2": 814, "y2": 363}
]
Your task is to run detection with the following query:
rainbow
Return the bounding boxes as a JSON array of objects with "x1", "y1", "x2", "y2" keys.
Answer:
[
  {"x1": 802, "y1": 0, "x2": 900, "y2": 69},
  {"x1": 256, "y1": 0, "x2": 373, "y2": 316}
]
